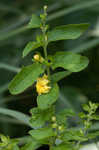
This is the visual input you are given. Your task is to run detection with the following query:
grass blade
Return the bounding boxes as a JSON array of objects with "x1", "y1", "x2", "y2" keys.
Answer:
[
  {"x1": 48, "y1": 0, "x2": 99, "y2": 21},
  {"x1": 0, "y1": 107, "x2": 31, "y2": 126},
  {"x1": 71, "y1": 38, "x2": 99, "y2": 53},
  {"x1": 0, "y1": 63, "x2": 20, "y2": 72}
]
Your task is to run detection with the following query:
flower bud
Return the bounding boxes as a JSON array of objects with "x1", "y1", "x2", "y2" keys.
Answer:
[
  {"x1": 44, "y1": 5, "x2": 48, "y2": 10},
  {"x1": 51, "y1": 116, "x2": 56, "y2": 122},
  {"x1": 52, "y1": 123, "x2": 57, "y2": 129},
  {"x1": 34, "y1": 54, "x2": 44, "y2": 63},
  {"x1": 45, "y1": 35, "x2": 48, "y2": 41},
  {"x1": 58, "y1": 126, "x2": 64, "y2": 131},
  {"x1": 34, "y1": 54, "x2": 40, "y2": 61}
]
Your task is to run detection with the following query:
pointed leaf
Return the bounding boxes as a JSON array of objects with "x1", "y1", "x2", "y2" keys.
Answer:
[
  {"x1": 48, "y1": 24, "x2": 89, "y2": 42},
  {"x1": 28, "y1": 14, "x2": 41, "y2": 29},
  {"x1": 23, "y1": 41, "x2": 42, "y2": 58},
  {"x1": 29, "y1": 128, "x2": 55, "y2": 140},
  {"x1": 52, "y1": 52, "x2": 89, "y2": 72},
  {"x1": 37, "y1": 83, "x2": 59, "y2": 110},
  {"x1": 9, "y1": 63, "x2": 44, "y2": 95},
  {"x1": 20, "y1": 141, "x2": 41, "y2": 150}
]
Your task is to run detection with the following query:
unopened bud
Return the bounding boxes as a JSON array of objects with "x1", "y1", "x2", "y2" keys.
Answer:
[
  {"x1": 58, "y1": 126, "x2": 64, "y2": 131},
  {"x1": 34, "y1": 54, "x2": 44, "y2": 63},
  {"x1": 51, "y1": 116, "x2": 56, "y2": 122},
  {"x1": 52, "y1": 123, "x2": 57, "y2": 129},
  {"x1": 34, "y1": 54, "x2": 40, "y2": 61},
  {"x1": 45, "y1": 35, "x2": 48, "y2": 41},
  {"x1": 44, "y1": 5, "x2": 48, "y2": 10}
]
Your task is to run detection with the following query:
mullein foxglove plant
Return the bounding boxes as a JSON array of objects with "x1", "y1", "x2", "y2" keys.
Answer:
[{"x1": 0, "y1": 5, "x2": 99, "y2": 150}]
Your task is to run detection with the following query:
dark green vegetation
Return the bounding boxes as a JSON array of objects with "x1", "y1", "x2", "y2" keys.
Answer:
[{"x1": 0, "y1": 0, "x2": 99, "y2": 149}]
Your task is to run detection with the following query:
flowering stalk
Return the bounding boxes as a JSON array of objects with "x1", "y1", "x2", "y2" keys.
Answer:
[{"x1": 40, "y1": 6, "x2": 50, "y2": 77}]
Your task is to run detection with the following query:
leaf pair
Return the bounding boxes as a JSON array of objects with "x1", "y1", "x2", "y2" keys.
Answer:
[{"x1": 23, "y1": 14, "x2": 89, "y2": 58}]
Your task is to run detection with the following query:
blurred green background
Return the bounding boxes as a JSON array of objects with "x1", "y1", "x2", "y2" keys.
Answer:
[{"x1": 0, "y1": 0, "x2": 99, "y2": 142}]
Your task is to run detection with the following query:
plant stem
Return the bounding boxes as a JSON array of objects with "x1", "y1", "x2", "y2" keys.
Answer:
[
  {"x1": 76, "y1": 109, "x2": 93, "y2": 149},
  {"x1": 44, "y1": 41, "x2": 50, "y2": 77},
  {"x1": 41, "y1": 6, "x2": 50, "y2": 77}
]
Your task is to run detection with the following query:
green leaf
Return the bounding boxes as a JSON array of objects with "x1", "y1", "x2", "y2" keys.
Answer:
[
  {"x1": 52, "y1": 52, "x2": 89, "y2": 72},
  {"x1": 91, "y1": 115, "x2": 99, "y2": 120},
  {"x1": 30, "y1": 107, "x2": 55, "y2": 128},
  {"x1": 79, "y1": 112, "x2": 86, "y2": 119},
  {"x1": 22, "y1": 41, "x2": 42, "y2": 58},
  {"x1": 0, "y1": 138, "x2": 19, "y2": 150},
  {"x1": 29, "y1": 128, "x2": 55, "y2": 140},
  {"x1": 87, "y1": 131, "x2": 99, "y2": 139},
  {"x1": 28, "y1": 14, "x2": 41, "y2": 29},
  {"x1": 13, "y1": 145, "x2": 20, "y2": 150},
  {"x1": 20, "y1": 141, "x2": 41, "y2": 150},
  {"x1": 48, "y1": 24, "x2": 89, "y2": 42},
  {"x1": 37, "y1": 83, "x2": 59, "y2": 110},
  {"x1": 51, "y1": 144, "x2": 76, "y2": 150},
  {"x1": 82, "y1": 104, "x2": 90, "y2": 112},
  {"x1": 9, "y1": 63, "x2": 44, "y2": 95},
  {"x1": 51, "y1": 71, "x2": 72, "y2": 83},
  {"x1": 0, "y1": 134, "x2": 10, "y2": 147},
  {"x1": 62, "y1": 130, "x2": 87, "y2": 142}
]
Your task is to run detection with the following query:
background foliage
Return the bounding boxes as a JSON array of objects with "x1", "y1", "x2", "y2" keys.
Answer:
[{"x1": 0, "y1": 0, "x2": 99, "y2": 148}]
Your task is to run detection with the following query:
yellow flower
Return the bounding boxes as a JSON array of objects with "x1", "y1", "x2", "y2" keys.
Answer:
[
  {"x1": 36, "y1": 74, "x2": 51, "y2": 95},
  {"x1": 34, "y1": 54, "x2": 44, "y2": 63}
]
